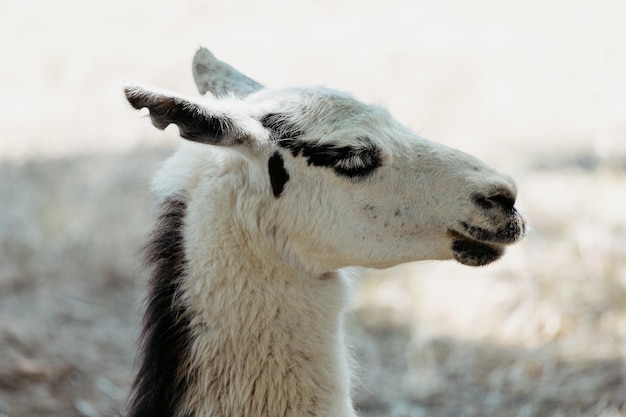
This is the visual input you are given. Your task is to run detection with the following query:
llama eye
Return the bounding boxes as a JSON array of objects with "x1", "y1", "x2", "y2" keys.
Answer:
[{"x1": 332, "y1": 146, "x2": 382, "y2": 178}]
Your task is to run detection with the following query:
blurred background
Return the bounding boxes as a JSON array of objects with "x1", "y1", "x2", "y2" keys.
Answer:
[{"x1": 1, "y1": 0, "x2": 625, "y2": 416}]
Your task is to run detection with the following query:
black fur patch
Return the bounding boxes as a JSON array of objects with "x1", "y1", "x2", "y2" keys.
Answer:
[
  {"x1": 125, "y1": 86, "x2": 234, "y2": 143},
  {"x1": 451, "y1": 238, "x2": 503, "y2": 267},
  {"x1": 127, "y1": 199, "x2": 194, "y2": 417},
  {"x1": 280, "y1": 138, "x2": 382, "y2": 178},
  {"x1": 261, "y1": 112, "x2": 382, "y2": 178},
  {"x1": 268, "y1": 152, "x2": 290, "y2": 197}
]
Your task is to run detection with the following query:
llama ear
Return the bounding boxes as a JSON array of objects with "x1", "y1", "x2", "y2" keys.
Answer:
[
  {"x1": 192, "y1": 47, "x2": 264, "y2": 98},
  {"x1": 124, "y1": 85, "x2": 246, "y2": 145}
]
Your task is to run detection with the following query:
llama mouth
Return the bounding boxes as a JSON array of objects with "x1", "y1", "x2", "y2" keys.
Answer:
[{"x1": 447, "y1": 229, "x2": 504, "y2": 267}]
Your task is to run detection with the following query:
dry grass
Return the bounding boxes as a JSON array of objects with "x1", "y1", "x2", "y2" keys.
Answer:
[{"x1": 1, "y1": 0, "x2": 625, "y2": 416}]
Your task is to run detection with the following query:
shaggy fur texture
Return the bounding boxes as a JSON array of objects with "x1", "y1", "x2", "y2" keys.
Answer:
[{"x1": 128, "y1": 199, "x2": 194, "y2": 417}]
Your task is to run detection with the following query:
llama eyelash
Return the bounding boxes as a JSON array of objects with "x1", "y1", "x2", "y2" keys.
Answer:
[
  {"x1": 276, "y1": 138, "x2": 382, "y2": 179},
  {"x1": 261, "y1": 112, "x2": 382, "y2": 179}
]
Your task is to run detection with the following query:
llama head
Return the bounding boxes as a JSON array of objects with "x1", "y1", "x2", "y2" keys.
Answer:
[{"x1": 124, "y1": 49, "x2": 525, "y2": 274}]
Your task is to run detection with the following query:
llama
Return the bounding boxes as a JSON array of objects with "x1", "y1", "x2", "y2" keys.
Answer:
[{"x1": 124, "y1": 47, "x2": 526, "y2": 417}]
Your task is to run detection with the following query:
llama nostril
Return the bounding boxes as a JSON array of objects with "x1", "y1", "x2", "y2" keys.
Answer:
[
  {"x1": 472, "y1": 192, "x2": 516, "y2": 210},
  {"x1": 486, "y1": 193, "x2": 516, "y2": 210}
]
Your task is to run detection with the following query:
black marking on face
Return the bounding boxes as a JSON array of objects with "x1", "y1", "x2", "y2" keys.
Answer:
[
  {"x1": 124, "y1": 86, "x2": 235, "y2": 143},
  {"x1": 261, "y1": 112, "x2": 383, "y2": 178},
  {"x1": 279, "y1": 138, "x2": 382, "y2": 179},
  {"x1": 268, "y1": 152, "x2": 290, "y2": 197},
  {"x1": 451, "y1": 237, "x2": 503, "y2": 267},
  {"x1": 128, "y1": 199, "x2": 195, "y2": 417}
]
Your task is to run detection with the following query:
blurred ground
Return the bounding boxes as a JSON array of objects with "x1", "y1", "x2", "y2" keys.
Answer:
[{"x1": 1, "y1": 0, "x2": 625, "y2": 416}]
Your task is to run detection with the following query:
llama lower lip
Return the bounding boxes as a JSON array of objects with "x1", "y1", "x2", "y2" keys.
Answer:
[{"x1": 447, "y1": 229, "x2": 504, "y2": 267}]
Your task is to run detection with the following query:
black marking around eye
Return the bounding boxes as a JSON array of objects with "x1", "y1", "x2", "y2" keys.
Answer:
[
  {"x1": 260, "y1": 113, "x2": 382, "y2": 178},
  {"x1": 279, "y1": 138, "x2": 382, "y2": 179},
  {"x1": 268, "y1": 152, "x2": 290, "y2": 197}
]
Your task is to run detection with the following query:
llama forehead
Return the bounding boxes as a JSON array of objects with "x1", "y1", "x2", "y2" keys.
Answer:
[
  {"x1": 250, "y1": 86, "x2": 417, "y2": 156},
  {"x1": 246, "y1": 86, "x2": 465, "y2": 186}
]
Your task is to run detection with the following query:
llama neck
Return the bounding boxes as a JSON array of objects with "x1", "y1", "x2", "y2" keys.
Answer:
[
  {"x1": 181, "y1": 256, "x2": 354, "y2": 417},
  {"x1": 129, "y1": 194, "x2": 357, "y2": 417}
]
